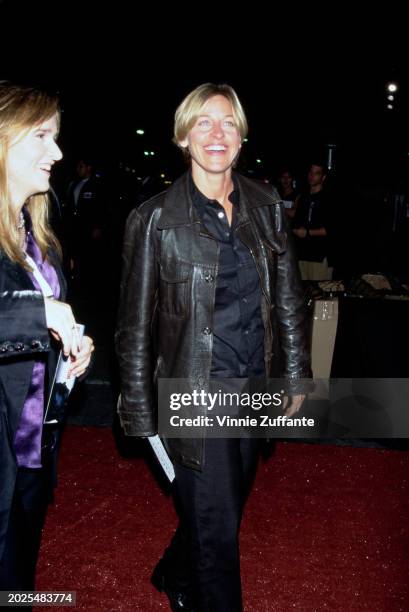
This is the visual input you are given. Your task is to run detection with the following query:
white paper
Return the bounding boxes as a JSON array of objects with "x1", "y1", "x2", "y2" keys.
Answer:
[
  {"x1": 148, "y1": 435, "x2": 175, "y2": 483},
  {"x1": 43, "y1": 323, "x2": 85, "y2": 424},
  {"x1": 56, "y1": 324, "x2": 85, "y2": 391}
]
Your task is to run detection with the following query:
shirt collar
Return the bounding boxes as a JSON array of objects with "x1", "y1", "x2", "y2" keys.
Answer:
[{"x1": 189, "y1": 172, "x2": 240, "y2": 216}]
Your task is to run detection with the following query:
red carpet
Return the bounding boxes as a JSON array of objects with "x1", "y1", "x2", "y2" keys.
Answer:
[{"x1": 35, "y1": 427, "x2": 409, "y2": 611}]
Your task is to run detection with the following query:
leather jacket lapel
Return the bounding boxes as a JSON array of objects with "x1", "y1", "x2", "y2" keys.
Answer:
[{"x1": 236, "y1": 174, "x2": 287, "y2": 254}]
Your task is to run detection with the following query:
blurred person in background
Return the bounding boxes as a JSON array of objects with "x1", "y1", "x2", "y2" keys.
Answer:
[
  {"x1": 64, "y1": 157, "x2": 107, "y2": 295},
  {"x1": 276, "y1": 167, "x2": 298, "y2": 221},
  {"x1": 292, "y1": 161, "x2": 333, "y2": 280}
]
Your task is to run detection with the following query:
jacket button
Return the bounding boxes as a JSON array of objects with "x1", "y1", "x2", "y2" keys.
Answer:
[
  {"x1": 204, "y1": 273, "x2": 214, "y2": 283},
  {"x1": 202, "y1": 327, "x2": 211, "y2": 335},
  {"x1": 31, "y1": 340, "x2": 41, "y2": 349},
  {"x1": 0, "y1": 346, "x2": 7, "y2": 353},
  {"x1": 15, "y1": 343, "x2": 24, "y2": 351}
]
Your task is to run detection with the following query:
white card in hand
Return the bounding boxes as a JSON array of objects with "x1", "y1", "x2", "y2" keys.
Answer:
[{"x1": 56, "y1": 324, "x2": 85, "y2": 391}]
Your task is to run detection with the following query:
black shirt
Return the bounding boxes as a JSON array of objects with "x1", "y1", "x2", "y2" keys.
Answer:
[
  {"x1": 293, "y1": 189, "x2": 329, "y2": 262},
  {"x1": 190, "y1": 175, "x2": 265, "y2": 378}
]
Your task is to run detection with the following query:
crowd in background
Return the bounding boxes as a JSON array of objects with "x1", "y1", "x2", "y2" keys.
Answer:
[{"x1": 50, "y1": 156, "x2": 409, "y2": 306}]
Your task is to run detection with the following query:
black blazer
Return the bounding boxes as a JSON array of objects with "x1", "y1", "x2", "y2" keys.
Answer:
[{"x1": 0, "y1": 247, "x2": 66, "y2": 560}]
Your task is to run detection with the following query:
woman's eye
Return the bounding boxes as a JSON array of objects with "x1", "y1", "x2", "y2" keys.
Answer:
[
  {"x1": 198, "y1": 120, "x2": 211, "y2": 127},
  {"x1": 224, "y1": 121, "x2": 235, "y2": 127}
]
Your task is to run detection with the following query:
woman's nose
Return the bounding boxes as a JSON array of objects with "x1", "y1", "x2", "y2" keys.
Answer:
[
  {"x1": 211, "y1": 122, "x2": 224, "y2": 138},
  {"x1": 50, "y1": 141, "x2": 63, "y2": 161}
]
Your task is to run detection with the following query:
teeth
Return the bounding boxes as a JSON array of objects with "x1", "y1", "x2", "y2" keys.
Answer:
[{"x1": 206, "y1": 146, "x2": 226, "y2": 151}]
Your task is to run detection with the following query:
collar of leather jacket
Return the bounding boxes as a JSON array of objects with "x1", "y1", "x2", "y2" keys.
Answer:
[{"x1": 157, "y1": 170, "x2": 287, "y2": 254}]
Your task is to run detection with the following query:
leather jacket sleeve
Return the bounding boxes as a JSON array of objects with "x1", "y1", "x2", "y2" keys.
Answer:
[
  {"x1": 115, "y1": 208, "x2": 159, "y2": 437},
  {"x1": 275, "y1": 222, "x2": 312, "y2": 389},
  {"x1": 0, "y1": 291, "x2": 50, "y2": 357}
]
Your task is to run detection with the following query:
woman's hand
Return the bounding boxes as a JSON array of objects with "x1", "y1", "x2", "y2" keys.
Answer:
[
  {"x1": 68, "y1": 335, "x2": 94, "y2": 379},
  {"x1": 44, "y1": 297, "x2": 80, "y2": 357}
]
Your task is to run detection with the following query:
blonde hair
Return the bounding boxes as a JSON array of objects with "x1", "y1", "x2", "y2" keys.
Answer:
[
  {"x1": 173, "y1": 83, "x2": 248, "y2": 156},
  {"x1": 0, "y1": 81, "x2": 62, "y2": 269}
]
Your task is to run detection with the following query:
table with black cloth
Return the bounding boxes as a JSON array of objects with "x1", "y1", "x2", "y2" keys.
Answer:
[
  {"x1": 306, "y1": 288, "x2": 409, "y2": 445},
  {"x1": 330, "y1": 295, "x2": 409, "y2": 378},
  {"x1": 332, "y1": 295, "x2": 409, "y2": 446}
]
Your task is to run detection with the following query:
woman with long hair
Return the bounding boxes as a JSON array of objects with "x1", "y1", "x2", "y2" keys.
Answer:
[{"x1": 0, "y1": 81, "x2": 94, "y2": 591}]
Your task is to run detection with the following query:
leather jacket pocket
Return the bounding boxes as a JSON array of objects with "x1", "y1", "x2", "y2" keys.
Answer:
[{"x1": 159, "y1": 264, "x2": 190, "y2": 318}]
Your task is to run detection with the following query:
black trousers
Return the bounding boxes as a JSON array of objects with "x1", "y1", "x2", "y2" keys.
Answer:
[
  {"x1": 0, "y1": 467, "x2": 50, "y2": 591},
  {"x1": 161, "y1": 437, "x2": 260, "y2": 612}
]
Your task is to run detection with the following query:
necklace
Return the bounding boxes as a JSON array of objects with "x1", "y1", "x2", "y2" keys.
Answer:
[
  {"x1": 17, "y1": 211, "x2": 25, "y2": 230},
  {"x1": 17, "y1": 211, "x2": 27, "y2": 250}
]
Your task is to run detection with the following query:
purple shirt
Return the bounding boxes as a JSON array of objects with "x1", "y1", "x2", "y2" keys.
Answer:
[{"x1": 13, "y1": 230, "x2": 60, "y2": 468}]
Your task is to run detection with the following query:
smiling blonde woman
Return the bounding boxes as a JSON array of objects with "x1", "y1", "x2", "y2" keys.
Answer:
[{"x1": 116, "y1": 82, "x2": 311, "y2": 611}]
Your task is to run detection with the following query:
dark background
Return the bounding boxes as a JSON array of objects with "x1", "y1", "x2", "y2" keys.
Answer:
[
  {"x1": 1, "y1": 1, "x2": 408, "y2": 189},
  {"x1": 2, "y1": 1, "x2": 408, "y2": 440}
]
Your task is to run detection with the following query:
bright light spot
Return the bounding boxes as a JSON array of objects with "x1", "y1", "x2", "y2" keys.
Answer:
[
  {"x1": 150, "y1": 152, "x2": 155, "y2": 156},
  {"x1": 387, "y1": 95, "x2": 394, "y2": 101},
  {"x1": 256, "y1": 159, "x2": 262, "y2": 164},
  {"x1": 144, "y1": 151, "x2": 149, "y2": 156},
  {"x1": 160, "y1": 174, "x2": 165, "y2": 178},
  {"x1": 136, "y1": 129, "x2": 145, "y2": 135},
  {"x1": 387, "y1": 83, "x2": 398, "y2": 92},
  {"x1": 387, "y1": 104, "x2": 393, "y2": 110},
  {"x1": 243, "y1": 138, "x2": 248, "y2": 143}
]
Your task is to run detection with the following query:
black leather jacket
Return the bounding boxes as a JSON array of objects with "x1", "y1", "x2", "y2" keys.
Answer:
[{"x1": 115, "y1": 171, "x2": 311, "y2": 469}]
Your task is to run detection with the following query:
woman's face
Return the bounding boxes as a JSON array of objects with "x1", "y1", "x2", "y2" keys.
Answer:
[
  {"x1": 7, "y1": 114, "x2": 62, "y2": 206},
  {"x1": 180, "y1": 95, "x2": 241, "y2": 177}
]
